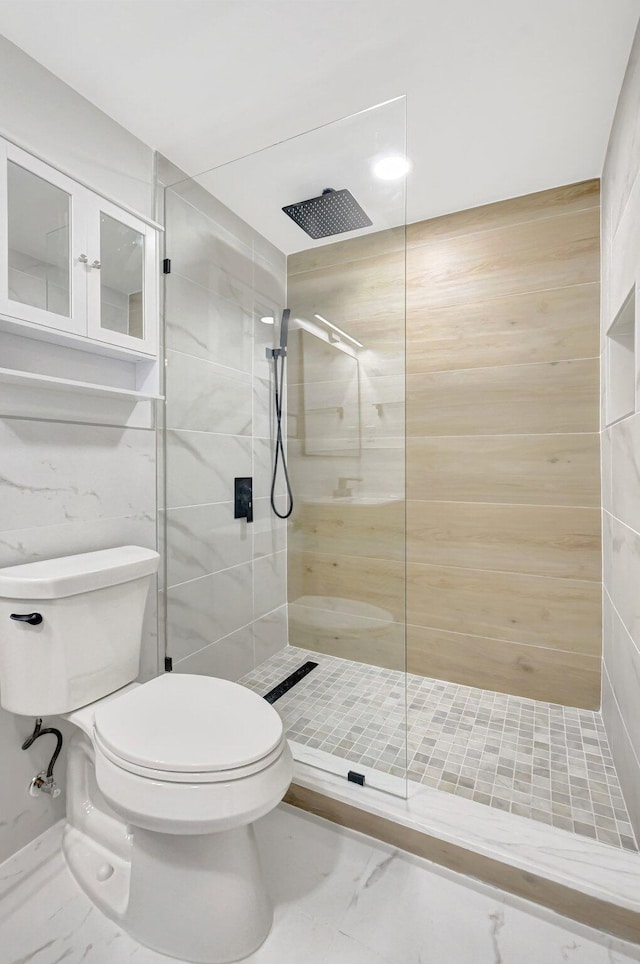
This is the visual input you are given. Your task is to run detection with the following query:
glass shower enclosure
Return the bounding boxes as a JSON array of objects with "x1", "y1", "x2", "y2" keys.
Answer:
[{"x1": 161, "y1": 98, "x2": 408, "y2": 797}]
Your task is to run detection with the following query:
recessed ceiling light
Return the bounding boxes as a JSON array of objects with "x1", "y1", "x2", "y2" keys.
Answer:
[
  {"x1": 260, "y1": 315, "x2": 275, "y2": 325},
  {"x1": 373, "y1": 155, "x2": 411, "y2": 181}
]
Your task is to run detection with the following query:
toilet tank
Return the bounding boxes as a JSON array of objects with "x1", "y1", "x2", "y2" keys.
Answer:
[{"x1": 0, "y1": 546, "x2": 160, "y2": 716}]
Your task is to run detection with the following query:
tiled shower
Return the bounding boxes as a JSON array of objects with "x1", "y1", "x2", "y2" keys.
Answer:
[{"x1": 159, "y1": 67, "x2": 640, "y2": 859}]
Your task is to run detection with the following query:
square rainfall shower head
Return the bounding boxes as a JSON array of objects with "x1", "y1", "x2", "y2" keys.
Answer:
[{"x1": 282, "y1": 188, "x2": 372, "y2": 239}]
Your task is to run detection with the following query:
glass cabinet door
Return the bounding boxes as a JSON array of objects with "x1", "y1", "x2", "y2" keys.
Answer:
[
  {"x1": 0, "y1": 141, "x2": 87, "y2": 334},
  {"x1": 86, "y1": 196, "x2": 157, "y2": 355}
]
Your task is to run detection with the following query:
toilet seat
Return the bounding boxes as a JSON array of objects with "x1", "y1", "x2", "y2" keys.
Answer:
[
  {"x1": 94, "y1": 672, "x2": 284, "y2": 777},
  {"x1": 93, "y1": 730, "x2": 288, "y2": 783},
  {"x1": 90, "y1": 673, "x2": 293, "y2": 834}
]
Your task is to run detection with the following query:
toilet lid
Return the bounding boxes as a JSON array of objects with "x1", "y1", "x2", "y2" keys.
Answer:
[{"x1": 94, "y1": 674, "x2": 284, "y2": 773}]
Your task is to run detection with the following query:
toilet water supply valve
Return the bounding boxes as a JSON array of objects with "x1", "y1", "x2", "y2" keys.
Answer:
[{"x1": 21, "y1": 717, "x2": 64, "y2": 798}]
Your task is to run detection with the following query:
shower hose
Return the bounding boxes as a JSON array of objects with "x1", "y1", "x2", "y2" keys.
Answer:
[{"x1": 270, "y1": 350, "x2": 294, "y2": 519}]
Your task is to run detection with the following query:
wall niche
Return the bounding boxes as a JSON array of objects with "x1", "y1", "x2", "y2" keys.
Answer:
[{"x1": 606, "y1": 287, "x2": 636, "y2": 426}]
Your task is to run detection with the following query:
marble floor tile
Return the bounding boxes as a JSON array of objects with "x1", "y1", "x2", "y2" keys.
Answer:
[
  {"x1": 1, "y1": 806, "x2": 639, "y2": 964},
  {"x1": 323, "y1": 932, "x2": 396, "y2": 964},
  {"x1": 339, "y1": 843, "x2": 640, "y2": 964},
  {"x1": 256, "y1": 807, "x2": 374, "y2": 927}
]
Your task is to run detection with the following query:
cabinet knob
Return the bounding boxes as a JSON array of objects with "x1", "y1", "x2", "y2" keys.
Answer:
[
  {"x1": 91, "y1": 260, "x2": 101, "y2": 270},
  {"x1": 78, "y1": 253, "x2": 88, "y2": 264}
]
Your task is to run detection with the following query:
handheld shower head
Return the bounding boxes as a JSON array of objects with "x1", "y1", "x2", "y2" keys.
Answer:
[
  {"x1": 279, "y1": 308, "x2": 290, "y2": 351},
  {"x1": 267, "y1": 307, "x2": 294, "y2": 520},
  {"x1": 267, "y1": 308, "x2": 291, "y2": 359}
]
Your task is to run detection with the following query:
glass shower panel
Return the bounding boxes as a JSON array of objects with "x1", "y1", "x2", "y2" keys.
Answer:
[{"x1": 163, "y1": 98, "x2": 407, "y2": 798}]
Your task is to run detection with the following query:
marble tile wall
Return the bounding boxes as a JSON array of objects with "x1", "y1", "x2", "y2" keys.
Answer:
[
  {"x1": 0, "y1": 421, "x2": 157, "y2": 869},
  {"x1": 0, "y1": 43, "x2": 159, "y2": 866},
  {"x1": 162, "y1": 175, "x2": 288, "y2": 681},
  {"x1": 601, "y1": 19, "x2": 640, "y2": 838}
]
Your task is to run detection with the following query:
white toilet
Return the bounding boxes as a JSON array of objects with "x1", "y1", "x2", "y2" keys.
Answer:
[{"x1": 0, "y1": 546, "x2": 293, "y2": 963}]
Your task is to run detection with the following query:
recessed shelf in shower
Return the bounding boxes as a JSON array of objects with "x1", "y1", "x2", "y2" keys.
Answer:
[{"x1": 606, "y1": 286, "x2": 636, "y2": 426}]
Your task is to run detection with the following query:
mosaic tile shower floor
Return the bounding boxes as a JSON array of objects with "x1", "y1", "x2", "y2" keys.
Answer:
[{"x1": 240, "y1": 645, "x2": 638, "y2": 853}]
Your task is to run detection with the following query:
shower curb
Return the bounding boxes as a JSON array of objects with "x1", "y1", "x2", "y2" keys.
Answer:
[{"x1": 285, "y1": 760, "x2": 640, "y2": 944}]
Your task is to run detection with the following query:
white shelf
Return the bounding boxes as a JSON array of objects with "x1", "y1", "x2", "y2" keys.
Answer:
[
  {"x1": 0, "y1": 367, "x2": 163, "y2": 402},
  {"x1": 0, "y1": 312, "x2": 157, "y2": 362}
]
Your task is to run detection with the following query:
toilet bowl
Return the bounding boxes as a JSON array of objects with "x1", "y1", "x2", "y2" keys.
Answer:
[
  {"x1": 64, "y1": 673, "x2": 293, "y2": 962},
  {"x1": 0, "y1": 547, "x2": 293, "y2": 963}
]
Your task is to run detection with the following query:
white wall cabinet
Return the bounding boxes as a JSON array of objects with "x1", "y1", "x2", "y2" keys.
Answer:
[
  {"x1": 85, "y1": 195, "x2": 157, "y2": 356},
  {"x1": 0, "y1": 140, "x2": 87, "y2": 335},
  {"x1": 0, "y1": 138, "x2": 158, "y2": 358},
  {"x1": 0, "y1": 136, "x2": 161, "y2": 425}
]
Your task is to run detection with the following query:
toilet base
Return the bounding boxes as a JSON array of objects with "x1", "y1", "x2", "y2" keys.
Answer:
[
  {"x1": 127, "y1": 825, "x2": 273, "y2": 963},
  {"x1": 65, "y1": 821, "x2": 273, "y2": 963},
  {"x1": 63, "y1": 731, "x2": 276, "y2": 963}
]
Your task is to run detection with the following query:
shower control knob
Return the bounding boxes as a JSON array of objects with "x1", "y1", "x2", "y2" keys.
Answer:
[
  {"x1": 10, "y1": 612, "x2": 43, "y2": 626},
  {"x1": 234, "y1": 477, "x2": 254, "y2": 523}
]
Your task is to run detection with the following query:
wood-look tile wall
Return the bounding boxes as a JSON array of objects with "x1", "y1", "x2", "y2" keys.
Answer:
[
  {"x1": 406, "y1": 180, "x2": 601, "y2": 707},
  {"x1": 287, "y1": 224, "x2": 406, "y2": 673},
  {"x1": 287, "y1": 180, "x2": 602, "y2": 708}
]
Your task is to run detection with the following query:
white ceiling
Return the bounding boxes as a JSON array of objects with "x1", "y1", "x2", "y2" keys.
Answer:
[
  {"x1": 191, "y1": 97, "x2": 408, "y2": 253},
  {"x1": 0, "y1": 0, "x2": 638, "y2": 239}
]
